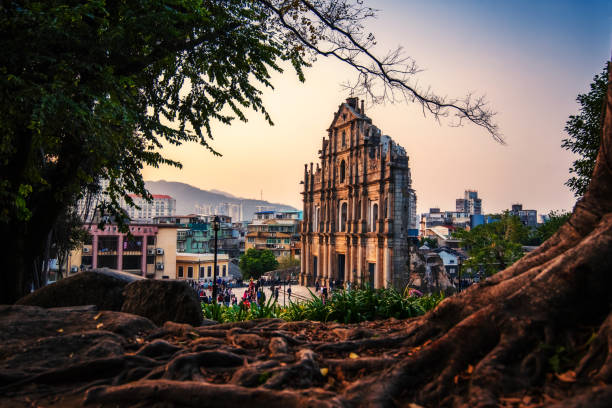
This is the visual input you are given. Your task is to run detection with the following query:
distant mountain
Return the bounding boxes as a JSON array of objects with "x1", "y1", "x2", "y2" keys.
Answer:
[
  {"x1": 145, "y1": 180, "x2": 297, "y2": 221},
  {"x1": 208, "y1": 189, "x2": 236, "y2": 198}
]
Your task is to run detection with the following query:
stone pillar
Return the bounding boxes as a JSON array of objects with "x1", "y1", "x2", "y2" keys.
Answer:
[
  {"x1": 92, "y1": 234, "x2": 98, "y2": 269},
  {"x1": 321, "y1": 241, "x2": 327, "y2": 283},
  {"x1": 346, "y1": 238, "x2": 352, "y2": 285},
  {"x1": 384, "y1": 243, "x2": 391, "y2": 288},
  {"x1": 357, "y1": 239, "x2": 363, "y2": 286},
  {"x1": 117, "y1": 234, "x2": 124, "y2": 271},
  {"x1": 327, "y1": 243, "x2": 334, "y2": 284},
  {"x1": 300, "y1": 236, "x2": 306, "y2": 285},
  {"x1": 375, "y1": 241, "x2": 381, "y2": 289},
  {"x1": 141, "y1": 235, "x2": 147, "y2": 277},
  {"x1": 303, "y1": 239, "x2": 309, "y2": 284}
]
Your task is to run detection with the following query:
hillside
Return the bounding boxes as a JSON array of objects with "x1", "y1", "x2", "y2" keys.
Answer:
[{"x1": 145, "y1": 180, "x2": 297, "y2": 221}]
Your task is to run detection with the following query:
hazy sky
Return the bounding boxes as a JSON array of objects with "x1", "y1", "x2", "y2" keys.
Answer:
[{"x1": 142, "y1": 0, "x2": 611, "y2": 215}]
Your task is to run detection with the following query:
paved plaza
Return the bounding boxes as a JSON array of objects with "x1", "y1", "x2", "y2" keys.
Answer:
[{"x1": 204, "y1": 284, "x2": 319, "y2": 306}]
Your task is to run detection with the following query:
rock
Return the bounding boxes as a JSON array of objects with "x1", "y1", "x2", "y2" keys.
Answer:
[
  {"x1": 408, "y1": 246, "x2": 455, "y2": 292},
  {"x1": 0, "y1": 305, "x2": 156, "y2": 383},
  {"x1": 16, "y1": 269, "x2": 141, "y2": 310},
  {"x1": 200, "y1": 318, "x2": 218, "y2": 326},
  {"x1": 121, "y1": 280, "x2": 202, "y2": 326}
]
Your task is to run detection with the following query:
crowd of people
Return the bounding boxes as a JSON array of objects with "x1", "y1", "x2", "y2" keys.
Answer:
[
  {"x1": 189, "y1": 277, "x2": 360, "y2": 308},
  {"x1": 188, "y1": 278, "x2": 238, "y2": 306}
]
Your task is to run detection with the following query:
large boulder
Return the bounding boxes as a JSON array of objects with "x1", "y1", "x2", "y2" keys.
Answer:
[
  {"x1": 16, "y1": 269, "x2": 142, "y2": 310},
  {"x1": 408, "y1": 246, "x2": 455, "y2": 293},
  {"x1": 121, "y1": 280, "x2": 202, "y2": 326}
]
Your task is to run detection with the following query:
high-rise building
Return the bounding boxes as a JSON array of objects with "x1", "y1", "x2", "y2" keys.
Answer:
[
  {"x1": 300, "y1": 97, "x2": 417, "y2": 288},
  {"x1": 126, "y1": 194, "x2": 176, "y2": 221},
  {"x1": 509, "y1": 204, "x2": 537, "y2": 227},
  {"x1": 456, "y1": 190, "x2": 482, "y2": 215}
]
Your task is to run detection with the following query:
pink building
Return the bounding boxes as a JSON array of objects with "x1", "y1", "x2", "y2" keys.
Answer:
[{"x1": 70, "y1": 223, "x2": 178, "y2": 278}]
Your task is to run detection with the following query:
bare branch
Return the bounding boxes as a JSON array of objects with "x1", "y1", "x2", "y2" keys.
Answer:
[{"x1": 258, "y1": 0, "x2": 502, "y2": 142}]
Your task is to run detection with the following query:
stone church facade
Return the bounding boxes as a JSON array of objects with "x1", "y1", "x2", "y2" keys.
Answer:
[{"x1": 299, "y1": 98, "x2": 417, "y2": 288}]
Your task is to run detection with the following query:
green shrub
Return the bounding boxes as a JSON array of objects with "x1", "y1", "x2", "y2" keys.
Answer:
[{"x1": 201, "y1": 287, "x2": 445, "y2": 323}]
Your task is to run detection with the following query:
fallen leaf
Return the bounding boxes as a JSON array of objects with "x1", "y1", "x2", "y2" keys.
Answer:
[
  {"x1": 407, "y1": 404, "x2": 424, "y2": 408},
  {"x1": 135, "y1": 337, "x2": 144, "y2": 344},
  {"x1": 453, "y1": 375, "x2": 459, "y2": 384},
  {"x1": 555, "y1": 370, "x2": 576, "y2": 383},
  {"x1": 93, "y1": 313, "x2": 102, "y2": 320},
  {"x1": 467, "y1": 364, "x2": 474, "y2": 374},
  {"x1": 349, "y1": 352, "x2": 359, "y2": 359},
  {"x1": 320, "y1": 367, "x2": 329, "y2": 376},
  {"x1": 57, "y1": 328, "x2": 64, "y2": 333},
  {"x1": 96, "y1": 323, "x2": 104, "y2": 329}
]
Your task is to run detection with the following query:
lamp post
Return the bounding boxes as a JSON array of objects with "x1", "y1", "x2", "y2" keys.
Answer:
[{"x1": 212, "y1": 216, "x2": 220, "y2": 304}]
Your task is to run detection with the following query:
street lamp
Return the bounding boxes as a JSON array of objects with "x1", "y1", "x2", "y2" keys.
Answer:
[{"x1": 212, "y1": 216, "x2": 220, "y2": 304}]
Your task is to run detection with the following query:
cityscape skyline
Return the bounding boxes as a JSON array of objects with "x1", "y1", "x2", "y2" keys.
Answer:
[{"x1": 141, "y1": 0, "x2": 611, "y2": 216}]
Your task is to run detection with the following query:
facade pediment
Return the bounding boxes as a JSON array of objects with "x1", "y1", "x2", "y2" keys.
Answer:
[{"x1": 327, "y1": 97, "x2": 366, "y2": 131}]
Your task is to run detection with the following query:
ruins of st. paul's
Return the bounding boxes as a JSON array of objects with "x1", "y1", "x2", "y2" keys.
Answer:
[{"x1": 300, "y1": 98, "x2": 417, "y2": 288}]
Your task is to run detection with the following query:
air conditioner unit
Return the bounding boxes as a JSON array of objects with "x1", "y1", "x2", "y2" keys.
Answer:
[
  {"x1": 82, "y1": 247, "x2": 90, "y2": 253},
  {"x1": 147, "y1": 249, "x2": 155, "y2": 255},
  {"x1": 156, "y1": 248, "x2": 164, "y2": 255},
  {"x1": 70, "y1": 266, "x2": 78, "y2": 273},
  {"x1": 156, "y1": 262, "x2": 164, "y2": 270}
]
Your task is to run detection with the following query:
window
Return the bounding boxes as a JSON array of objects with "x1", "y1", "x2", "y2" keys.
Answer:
[
  {"x1": 207, "y1": 266, "x2": 212, "y2": 277},
  {"x1": 342, "y1": 130, "x2": 346, "y2": 146},
  {"x1": 199, "y1": 266, "x2": 204, "y2": 278},
  {"x1": 372, "y1": 203, "x2": 378, "y2": 232},
  {"x1": 187, "y1": 266, "x2": 193, "y2": 278},
  {"x1": 356, "y1": 200, "x2": 361, "y2": 220},
  {"x1": 178, "y1": 266, "x2": 184, "y2": 278},
  {"x1": 222, "y1": 265, "x2": 227, "y2": 276},
  {"x1": 247, "y1": 237, "x2": 254, "y2": 243},
  {"x1": 340, "y1": 202, "x2": 348, "y2": 232},
  {"x1": 339, "y1": 160, "x2": 346, "y2": 183}
]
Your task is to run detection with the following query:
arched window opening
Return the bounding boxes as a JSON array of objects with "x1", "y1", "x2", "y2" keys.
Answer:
[
  {"x1": 342, "y1": 130, "x2": 346, "y2": 146},
  {"x1": 316, "y1": 207, "x2": 321, "y2": 232},
  {"x1": 341, "y1": 202, "x2": 348, "y2": 232},
  {"x1": 356, "y1": 200, "x2": 361, "y2": 220},
  {"x1": 340, "y1": 160, "x2": 346, "y2": 183}
]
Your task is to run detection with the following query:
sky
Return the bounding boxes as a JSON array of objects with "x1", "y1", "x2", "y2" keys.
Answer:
[{"x1": 142, "y1": 0, "x2": 612, "y2": 216}]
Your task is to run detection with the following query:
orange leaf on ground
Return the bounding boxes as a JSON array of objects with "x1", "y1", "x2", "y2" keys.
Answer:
[{"x1": 555, "y1": 370, "x2": 576, "y2": 383}]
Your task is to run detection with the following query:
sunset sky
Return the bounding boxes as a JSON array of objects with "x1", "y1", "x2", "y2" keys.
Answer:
[{"x1": 142, "y1": 0, "x2": 611, "y2": 216}]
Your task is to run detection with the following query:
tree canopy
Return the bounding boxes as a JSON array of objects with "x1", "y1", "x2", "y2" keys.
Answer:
[
  {"x1": 453, "y1": 213, "x2": 529, "y2": 277},
  {"x1": 239, "y1": 248, "x2": 278, "y2": 280},
  {"x1": 562, "y1": 63, "x2": 608, "y2": 197}
]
